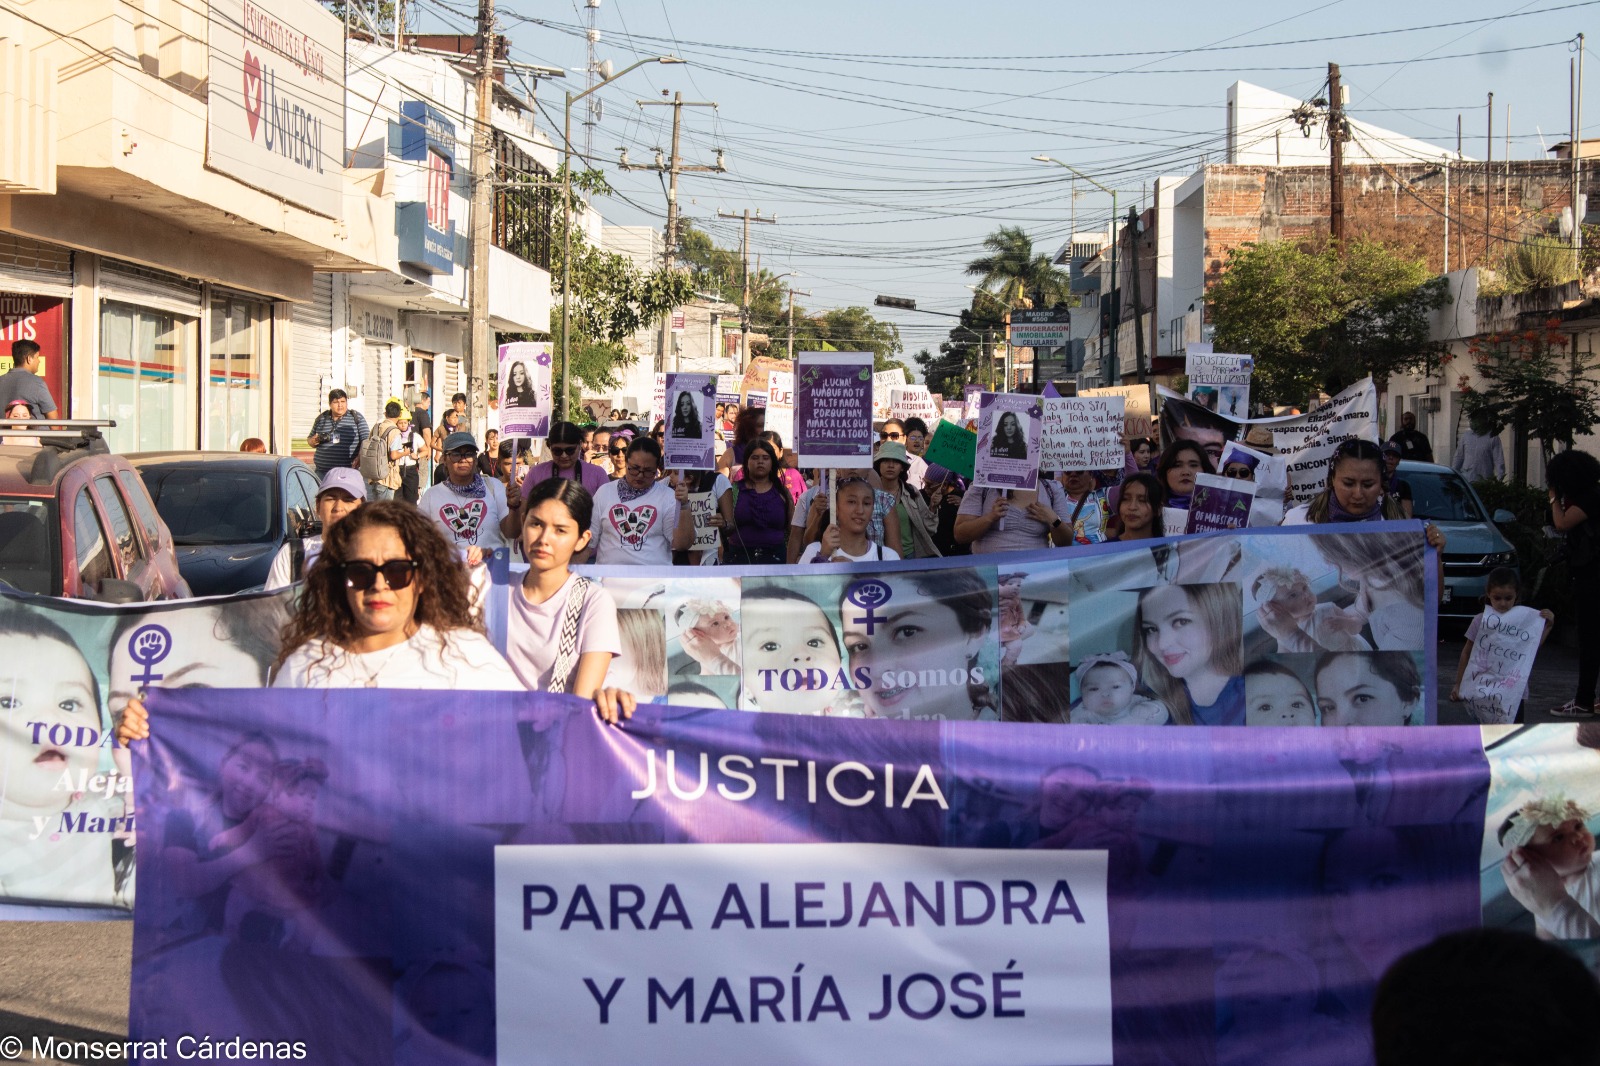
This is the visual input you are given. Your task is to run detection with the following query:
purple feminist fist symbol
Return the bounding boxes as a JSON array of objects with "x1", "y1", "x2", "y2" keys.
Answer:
[
  {"x1": 127, "y1": 624, "x2": 172, "y2": 686},
  {"x1": 846, "y1": 579, "x2": 893, "y2": 636}
]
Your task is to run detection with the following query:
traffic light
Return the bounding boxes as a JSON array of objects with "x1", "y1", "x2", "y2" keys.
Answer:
[{"x1": 874, "y1": 295, "x2": 917, "y2": 311}]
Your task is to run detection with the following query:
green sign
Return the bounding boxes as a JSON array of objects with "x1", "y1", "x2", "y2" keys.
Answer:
[{"x1": 924, "y1": 420, "x2": 977, "y2": 481}]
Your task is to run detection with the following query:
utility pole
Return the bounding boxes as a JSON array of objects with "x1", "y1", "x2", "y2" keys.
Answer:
[
  {"x1": 1328, "y1": 62, "x2": 1347, "y2": 249},
  {"x1": 1487, "y1": 92, "x2": 1495, "y2": 262},
  {"x1": 1577, "y1": 34, "x2": 1587, "y2": 256},
  {"x1": 716, "y1": 207, "x2": 777, "y2": 370},
  {"x1": 787, "y1": 289, "x2": 811, "y2": 360},
  {"x1": 465, "y1": 0, "x2": 496, "y2": 439},
  {"x1": 622, "y1": 93, "x2": 721, "y2": 375},
  {"x1": 1126, "y1": 206, "x2": 1147, "y2": 383}
]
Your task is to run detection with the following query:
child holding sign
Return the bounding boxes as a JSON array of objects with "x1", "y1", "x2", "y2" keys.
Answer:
[{"x1": 1449, "y1": 568, "x2": 1555, "y2": 723}]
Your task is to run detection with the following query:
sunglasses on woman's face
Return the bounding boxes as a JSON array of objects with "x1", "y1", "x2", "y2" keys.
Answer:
[
  {"x1": 341, "y1": 559, "x2": 419, "y2": 591},
  {"x1": 609, "y1": 446, "x2": 627, "y2": 456}
]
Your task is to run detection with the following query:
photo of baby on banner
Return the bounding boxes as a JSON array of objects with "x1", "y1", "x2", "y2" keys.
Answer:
[
  {"x1": 1481, "y1": 725, "x2": 1600, "y2": 959},
  {"x1": 0, "y1": 589, "x2": 293, "y2": 916}
]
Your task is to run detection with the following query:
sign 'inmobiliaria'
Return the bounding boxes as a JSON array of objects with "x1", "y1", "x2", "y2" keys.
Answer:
[{"x1": 206, "y1": 0, "x2": 346, "y2": 218}]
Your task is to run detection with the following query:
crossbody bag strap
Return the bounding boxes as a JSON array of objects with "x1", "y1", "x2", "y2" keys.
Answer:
[{"x1": 545, "y1": 576, "x2": 593, "y2": 695}]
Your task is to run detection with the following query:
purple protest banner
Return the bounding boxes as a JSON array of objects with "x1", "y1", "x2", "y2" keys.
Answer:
[
  {"x1": 973, "y1": 391, "x2": 1042, "y2": 491},
  {"x1": 497, "y1": 342, "x2": 552, "y2": 438},
  {"x1": 129, "y1": 688, "x2": 1502, "y2": 1065},
  {"x1": 794, "y1": 352, "x2": 875, "y2": 468},
  {"x1": 661, "y1": 373, "x2": 716, "y2": 470},
  {"x1": 1186, "y1": 472, "x2": 1256, "y2": 533}
]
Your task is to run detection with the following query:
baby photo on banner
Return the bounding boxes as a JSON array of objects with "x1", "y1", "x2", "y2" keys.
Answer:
[
  {"x1": 661, "y1": 373, "x2": 716, "y2": 470},
  {"x1": 0, "y1": 588, "x2": 293, "y2": 916},
  {"x1": 796, "y1": 352, "x2": 875, "y2": 468},
  {"x1": 497, "y1": 342, "x2": 552, "y2": 438},
  {"x1": 974, "y1": 392, "x2": 1042, "y2": 490}
]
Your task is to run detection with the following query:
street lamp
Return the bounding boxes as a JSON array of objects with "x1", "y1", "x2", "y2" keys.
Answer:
[
  {"x1": 559, "y1": 55, "x2": 683, "y2": 419},
  {"x1": 1034, "y1": 155, "x2": 1118, "y2": 385}
]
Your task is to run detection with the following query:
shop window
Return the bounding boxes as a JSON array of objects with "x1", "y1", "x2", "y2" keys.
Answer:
[
  {"x1": 98, "y1": 301, "x2": 197, "y2": 452},
  {"x1": 208, "y1": 295, "x2": 269, "y2": 449}
]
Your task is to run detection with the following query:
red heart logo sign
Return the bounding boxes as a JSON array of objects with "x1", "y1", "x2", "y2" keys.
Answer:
[{"x1": 242, "y1": 50, "x2": 263, "y2": 139}]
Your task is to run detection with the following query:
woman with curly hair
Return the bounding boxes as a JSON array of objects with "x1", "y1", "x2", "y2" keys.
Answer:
[{"x1": 271, "y1": 501, "x2": 519, "y2": 689}]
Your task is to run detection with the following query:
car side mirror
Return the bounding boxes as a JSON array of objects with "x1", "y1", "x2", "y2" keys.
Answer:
[
  {"x1": 1492, "y1": 508, "x2": 1517, "y2": 525},
  {"x1": 92, "y1": 578, "x2": 145, "y2": 604}
]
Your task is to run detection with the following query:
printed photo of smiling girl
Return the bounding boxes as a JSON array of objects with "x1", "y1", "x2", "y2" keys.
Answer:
[
  {"x1": 738, "y1": 583, "x2": 867, "y2": 717},
  {"x1": 1132, "y1": 583, "x2": 1245, "y2": 726},
  {"x1": 839, "y1": 568, "x2": 1000, "y2": 722},
  {"x1": 0, "y1": 607, "x2": 128, "y2": 907}
]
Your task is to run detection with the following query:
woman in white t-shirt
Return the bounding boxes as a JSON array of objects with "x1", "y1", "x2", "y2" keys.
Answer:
[
  {"x1": 798, "y1": 477, "x2": 902, "y2": 564},
  {"x1": 270, "y1": 501, "x2": 518, "y2": 690},
  {"x1": 505, "y1": 478, "x2": 633, "y2": 721},
  {"x1": 589, "y1": 437, "x2": 694, "y2": 566},
  {"x1": 418, "y1": 431, "x2": 517, "y2": 560}
]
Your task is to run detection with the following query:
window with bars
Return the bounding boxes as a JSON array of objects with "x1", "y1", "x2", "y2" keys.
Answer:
[{"x1": 492, "y1": 132, "x2": 554, "y2": 272}]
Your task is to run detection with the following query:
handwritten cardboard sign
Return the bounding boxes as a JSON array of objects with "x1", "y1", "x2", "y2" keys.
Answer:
[{"x1": 1041, "y1": 396, "x2": 1125, "y2": 472}]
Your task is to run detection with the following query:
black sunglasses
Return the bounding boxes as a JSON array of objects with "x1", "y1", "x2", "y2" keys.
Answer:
[
  {"x1": 609, "y1": 446, "x2": 627, "y2": 455},
  {"x1": 340, "y1": 559, "x2": 419, "y2": 591},
  {"x1": 550, "y1": 445, "x2": 578, "y2": 456}
]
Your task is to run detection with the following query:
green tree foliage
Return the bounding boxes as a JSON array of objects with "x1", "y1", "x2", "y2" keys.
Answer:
[
  {"x1": 1459, "y1": 319, "x2": 1600, "y2": 469},
  {"x1": 965, "y1": 226, "x2": 1071, "y2": 311},
  {"x1": 918, "y1": 294, "x2": 1007, "y2": 394},
  {"x1": 1206, "y1": 238, "x2": 1450, "y2": 403},
  {"x1": 500, "y1": 168, "x2": 693, "y2": 409}
]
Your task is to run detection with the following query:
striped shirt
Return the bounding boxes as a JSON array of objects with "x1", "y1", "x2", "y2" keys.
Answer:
[{"x1": 308, "y1": 409, "x2": 369, "y2": 475}]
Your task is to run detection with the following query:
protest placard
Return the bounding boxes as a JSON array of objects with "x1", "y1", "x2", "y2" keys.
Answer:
[
  {"x1": 1080, "y1": 384, "x2": 1155, "y2": 441},
  {"x1": 716, "y1": 374, "x2": 742, "y2": 406},
  {"x1": 923, "y1": 419, "x2": 977, "y2": 480},
  {"x1": 973, "y1": 392, "x2": 1042, "y2": 490},
  {"x1": 1459, "y1": 606, "x2": 1547, "y2": 723},
  {"x1": 872, "y1": 370, "x2": 904, "y2": 421},
  {"x1": 739, "y1": 356, "x2": 791, "y2": 406},
  {"x1": 651, "y1": 372, "x2": 667, "y2": 427},
  {"x1": 1269, "y1": 378, "x2": 1378, "y2": 505},
  {"x1": 1185, "y1": 473, "x2": 1257, "y2": 533},
  {"x1": 942, "y1": 401, "x2": 966, "y2": 424},
  {"x1": 685, "y1": 490, "x2": 720, "y2": 551},
  {"x1": 661, "y1": 374, "x2": 716, "y2": 470},
  {"x1": 889, "y1": 385, "x2": 940, "y2": 424},
  {"x1": 1041, "y1": 396, "x2": 1125, "y2": 472},
  {"x1": 796, "y1": 353, "x2": 875, "y2": 468},
  {"x1": 1186, "y1": 350, "x2": 1254, "y2": 420},
  {"x1": 497, "y1": 342, "x2": 553, "y2": 438},
  {"x1": 963, "y1": 384, "x2": 983, "y2": 422},
  {"x1": 765, "y1": 370, "x2": 795, "y2": 446}
]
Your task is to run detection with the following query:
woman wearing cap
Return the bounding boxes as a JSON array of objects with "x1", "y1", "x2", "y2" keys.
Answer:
[
  {"x1": 418, "y1": 431, "x2": 517, "y2": 562},
  {"x1": 874, "y1": 440, "x2": 939, "y2": 559},
  {"x1": 521, "y1": 421, "x2": 610, "y2": 499},
  {"x1": 264, "y1": 468, "x2": 366, "y2": 589}
]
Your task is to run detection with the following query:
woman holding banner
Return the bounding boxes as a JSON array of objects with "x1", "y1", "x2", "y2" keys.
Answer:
[
  {"x1": 953, "y1": 479, "x2": 1075, "y2": 554},
  {"x1": 520, "y1": 421, "x2": 610, "y2": 500},
  {"x1": 1156, "y1": 440, "x2": 1213, "y2": 511}
]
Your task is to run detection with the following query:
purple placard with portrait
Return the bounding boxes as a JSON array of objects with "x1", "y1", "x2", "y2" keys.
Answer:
[
  {"x1": 497, "y1": 342, "x2": 552, "y2": 438},
  {"x1": 973, "y1": 391, "x2": 1042, "y2": 491},
  {"x1": 660, "y1": 373, "x2": 716, "y2": 470},
  {"x1": 794, "y1": 352, "x2": 875, "y2": 468}
]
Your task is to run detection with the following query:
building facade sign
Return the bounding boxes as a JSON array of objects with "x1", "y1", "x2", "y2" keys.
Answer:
[
  {"x1": 396, "y1": 100, "x2": 457, "y2": 274},
  {"x1": 206, "y1": 0, "x2": 346, "y2": 218},
  {"x1": 350, "y1": 301, "x2": 397, "y2": 342}
]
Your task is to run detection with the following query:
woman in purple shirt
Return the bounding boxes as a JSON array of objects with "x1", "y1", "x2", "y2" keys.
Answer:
[
  {"x1": 520, "y1": 421, "x2": 610, "y2": 505},
  {"x1": 721, "y1": 439, "x2": 791, "y2": 565}
]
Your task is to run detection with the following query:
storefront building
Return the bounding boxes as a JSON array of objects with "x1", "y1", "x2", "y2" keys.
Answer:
[{"x1": 0, "y1": 0, "x2": 394, "y2": 453}]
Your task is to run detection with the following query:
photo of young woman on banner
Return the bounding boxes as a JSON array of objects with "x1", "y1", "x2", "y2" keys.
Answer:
[
  {"x1": 973, "y1": 392, "x2": 1042, "y2": 491},
  {"x1": 497, "y1": 342, "x2": 552, "y2": 439},
  {"x1": 661, "y1": 374, "x2": 716, "y2": 470}
]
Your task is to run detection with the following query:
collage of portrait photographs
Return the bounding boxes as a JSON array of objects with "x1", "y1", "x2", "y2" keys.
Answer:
[
  {"x1": 575, "y1": 524, "x2": 1434, "y2": 728},
  {"x1": 1481, "y1": 723, "x2": 1600, "y2": 969}
]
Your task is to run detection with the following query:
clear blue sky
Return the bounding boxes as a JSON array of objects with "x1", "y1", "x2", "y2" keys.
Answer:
[{"x1": 418, "y1": 0, "x2": 1595, "y2": 358}]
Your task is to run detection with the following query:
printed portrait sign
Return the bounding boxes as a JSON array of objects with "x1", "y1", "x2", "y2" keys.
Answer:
[
  {"x1": 973, "y1": 392, "x2": 1042, "y2": 491},
  {"x1": 1185, "y1": 473, "x2": 1257, "y2": 534},
  {"x1": 497, "y1": 342, "x2": 553, "y2": 438},
  {"x1": 661, "y1": 374, "x2": 716, "y2": 470},
  {"x1": 796, "y1": 353, "x2": 875, "y2": 469},
  {"x1": 1185, "y1": 348, "x2": 1254, "y2": 420}
]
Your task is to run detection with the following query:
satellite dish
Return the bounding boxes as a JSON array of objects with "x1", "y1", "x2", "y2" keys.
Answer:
[
  {"x1": 1561, "y1": 206, "x2": 1575, "y2": 241},
  {"x1": 598, "y1": 59, "x2": 614, "y2": 79}
]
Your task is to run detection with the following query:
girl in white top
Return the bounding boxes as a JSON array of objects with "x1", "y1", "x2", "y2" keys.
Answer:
[
  {"x1": 505, "y1": 477, "x2": 633, "y2": 720},
  {"x1": 589, "y1": 437, "x2": 694, "y2": 566},
  {"x1": 799, "y1": 477, "x2": 903, "y2": 564}
]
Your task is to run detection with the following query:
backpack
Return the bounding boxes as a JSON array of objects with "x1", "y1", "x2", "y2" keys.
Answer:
[{"x1": 358, "y1": 421, "x2": 396, "y2": 483}]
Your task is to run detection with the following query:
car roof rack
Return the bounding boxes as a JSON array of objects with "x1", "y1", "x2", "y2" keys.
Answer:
[{"x1": 9, "y1": 420, "x2": 118, "y2": 485}]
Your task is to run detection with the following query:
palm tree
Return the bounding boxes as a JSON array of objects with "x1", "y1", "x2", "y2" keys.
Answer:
[{"x1": 965, "y1": 226, "x2": 1071, "y2": 310}]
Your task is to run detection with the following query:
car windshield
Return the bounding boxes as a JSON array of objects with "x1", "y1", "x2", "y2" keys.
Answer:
[
  {"x1": 1401, "y1": 469, "x2": 1486, "y2": 523},
  {"x1": 141, "y1": 468, "x2": 276, "y2": 544},
  {"x1": 0, "y1": 498, "x2": 58, "y2": 595}
]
